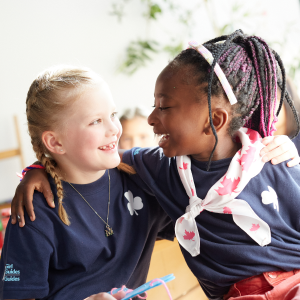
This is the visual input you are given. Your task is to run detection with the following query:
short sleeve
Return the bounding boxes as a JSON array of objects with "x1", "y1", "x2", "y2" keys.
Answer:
[
  {"x1": 122, "y1": 147, "x2": 167, "y2": 195},
  {"x1": 0, "y1": 219, "x2": 53, "y2": 299}
]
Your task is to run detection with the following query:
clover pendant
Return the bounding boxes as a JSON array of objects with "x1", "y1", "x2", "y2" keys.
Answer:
[{"x1": 105, "y1": 225, "x2": 114, "y2": 237}]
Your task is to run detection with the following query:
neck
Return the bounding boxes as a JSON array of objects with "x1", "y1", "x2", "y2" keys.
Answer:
[
  {"x1": 191, "y1": 134, "x2": 240, "y2": 162},
  {"x1": 55, "y1": 161, "x2": 106, "y2": 184}
]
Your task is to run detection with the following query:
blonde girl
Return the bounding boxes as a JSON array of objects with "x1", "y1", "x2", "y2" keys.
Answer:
[{"x1": 0, "y1": 66, "x2": 172, "y2": 300}]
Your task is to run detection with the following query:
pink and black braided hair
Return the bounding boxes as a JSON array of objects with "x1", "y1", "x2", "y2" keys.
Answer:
[{"x1": 168, "y1": 29, "x2": 299, "y2": 170}]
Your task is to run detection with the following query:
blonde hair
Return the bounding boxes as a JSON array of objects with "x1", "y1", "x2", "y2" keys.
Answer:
[{"x1": 26, "y1": 65, "x2": 135, "y2": 226}]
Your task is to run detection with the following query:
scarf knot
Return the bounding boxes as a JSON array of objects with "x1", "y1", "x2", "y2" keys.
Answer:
[
  {"x1": 175, "y1": 128, "x2": 271, "y2": 257},
  {"x1": 186, "y1": 198, "x2": 204, "y2": 218}
]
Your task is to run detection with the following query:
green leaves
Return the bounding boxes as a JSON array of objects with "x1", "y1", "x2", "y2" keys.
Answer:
[
  {"x1": 119, "y1": 39, "x2": 185, "y2": 75},
  {"x1": 148, "y1": 3, "x2": 162, "y2": 20},
  {"x1": 111, "y1": 0, "x2": 300, "y2": 82},
  {"x1": 119, "y1": 40, "x2": 158, "y2": 75}
]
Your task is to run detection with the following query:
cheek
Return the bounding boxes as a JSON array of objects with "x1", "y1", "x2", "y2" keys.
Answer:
[
  {"x1": 69, "y1": 128, "x2": 103, "y2": 150},
  {"x1": 115, "y1": 119, "x2": 122, "y2": 139}
]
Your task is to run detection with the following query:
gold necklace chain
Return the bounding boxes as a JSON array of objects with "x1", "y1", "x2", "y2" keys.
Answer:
[{"x1": 68, "y1": 170, "x2": 113, "y2": 237}]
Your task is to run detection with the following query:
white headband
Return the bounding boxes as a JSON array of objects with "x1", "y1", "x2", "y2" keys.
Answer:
[{"x1": 188, "y1": 41, "x2": 237, "y2": 105}]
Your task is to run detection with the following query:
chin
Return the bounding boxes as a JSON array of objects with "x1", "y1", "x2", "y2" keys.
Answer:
[
  {"x1": 104, "y1": 155, "x2": 121, "y2": 169},
  {"x1": 161, "y1": 147, "x2": 176, "y2": 158}
]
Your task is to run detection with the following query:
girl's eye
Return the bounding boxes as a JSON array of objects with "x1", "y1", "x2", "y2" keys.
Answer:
[
  {"x1": 111, "y1": 112, "x2": 118, "y2": 118},
  {"x1": 91, "y1": 119, "x2": 101, "y2": 125},
  {"x1": 158, "y1": 107, "x2": 170, "y2": 111}
]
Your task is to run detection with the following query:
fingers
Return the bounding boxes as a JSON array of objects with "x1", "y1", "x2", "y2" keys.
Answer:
[
  {"x1": 260, "y1": 135, "x2": 290, "y2": 156},
  {"x1": 11, "y1": 184, "x2": 25, "y2": 226},
  {"x1": 261, "y1": 140, "x2": 291, "y2": 163},
  {"x1": 41, "y1": 187, "x2": 54, "y2": 209},
  {"x1": 112, "y1": 291, "x2": 126, "y2": 300},
  {"x1": 287, "y1": 156, "x2": 300, "y2": 167},
  {"x1": 261, "y1": 136, "x2": 275, "y2": 146},
  {"x1": 11, "y1": 191, "x2": 22, "y2": 225},
  {"x1": 260, "y1": 135, "x2": 299, "y2": 166},
  {"x1": 35, "y1": 170, "x2": 54, "y2": 208},
  {"x1": 23, "y1": 185, "x2": 36, "y2": 222},
  {"x1": 85, "y1": 291, "x2": 126, "y2": 300},
  {"x1": 15, "y1": 186, "x2": 26, "y2": 227}
]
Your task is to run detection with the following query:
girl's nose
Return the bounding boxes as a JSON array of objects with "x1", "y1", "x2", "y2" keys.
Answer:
[
  {"x1": 106, "y1": 119, "x2": 119, "y2": 136},
  {"x1": 148, "y1": 108, "x2": 157, "y2": 127}
]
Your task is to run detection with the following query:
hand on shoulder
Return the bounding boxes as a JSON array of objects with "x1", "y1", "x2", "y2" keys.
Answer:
[
  {"x1": 260, "y1": 135, "x2": 299, "y2": 167},
  {"x1": 11, "y1": 168, "x2": 53, "y2": 227}
]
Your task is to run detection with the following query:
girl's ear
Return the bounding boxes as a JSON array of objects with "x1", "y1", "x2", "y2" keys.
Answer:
[
  {"x1": 42, "y1": 131, "x2": 65, "y2": 154},
  {"x1": 204, "y1": 108, "x2": 229, "y2": 135}
]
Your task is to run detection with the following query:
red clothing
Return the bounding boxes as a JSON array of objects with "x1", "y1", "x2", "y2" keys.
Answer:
[{"x1": 224, "y1": 270, "x2": 300, "y2": 300}]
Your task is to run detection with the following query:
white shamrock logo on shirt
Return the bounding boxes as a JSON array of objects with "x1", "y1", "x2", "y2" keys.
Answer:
[
  {"x1": 261, "y1": 186, "x2": 279, "y2": 211},
  {"x1": 124, "y1": 190, "x2": 143, "y2": 216}
]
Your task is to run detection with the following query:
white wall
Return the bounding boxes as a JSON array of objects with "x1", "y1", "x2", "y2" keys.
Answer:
[
  {"x1": 0, "y1": 0, "x2": 300, "y2": 202},
  {"x1": 0, "y1": 0, "x2": 169, "y2": 202}
]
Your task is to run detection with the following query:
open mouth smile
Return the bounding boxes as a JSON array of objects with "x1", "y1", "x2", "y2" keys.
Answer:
[
  {"x1": 99, "y1": 142, "x2": 117, "y2": 151},
  {"x1": 157, "y1": 134, "x2": 170, "y2": 147}
]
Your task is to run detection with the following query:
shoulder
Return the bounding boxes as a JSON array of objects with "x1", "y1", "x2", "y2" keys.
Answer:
[
  {"x1": 263, "y1": 160, "x2": 300, "y2": 180},
  {"x1": 250, "y1": 161, "x2": 300, "y2": 199},
  {"x1": 22, "y1": 178, "x2": 63, "y2": 234},
  {"x1": 123, "y1": 146, "x2": 166, "y2": 165},
  {"x1": 123, "y1": 146, "x2": 174, "y2": 172},
  {"x1": 122, "y1": 147, "x2": 175, "y2": 186}
]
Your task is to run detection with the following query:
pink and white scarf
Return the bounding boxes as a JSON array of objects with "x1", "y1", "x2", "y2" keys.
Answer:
[{"x1": 175, "y1": 128, "x2": 271, "y2": 257}]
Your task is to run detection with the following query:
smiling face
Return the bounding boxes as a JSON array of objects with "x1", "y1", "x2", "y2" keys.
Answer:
[
  {"x1": 53, "y1": 82, "x2": 122, "y2": 182},
  {"x1": 148, "y1": 66, "x2": 211, "y2": 159},
  {"x1": 148, "y1": 66, "x2": 238, "y2": 160}
]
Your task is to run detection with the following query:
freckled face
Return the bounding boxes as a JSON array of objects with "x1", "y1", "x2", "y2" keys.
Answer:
[{"x1": 148, "y1": 67, "x2": 209, "y2": 158}]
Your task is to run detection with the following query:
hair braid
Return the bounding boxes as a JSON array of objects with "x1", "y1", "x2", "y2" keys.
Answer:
[
  {"x1": 117, "y1": 162, "x2": 136, "y2": 174},
  {"x1": 168, "y1": 30, "x2": 300, "y2": 169},
  {"x1": 272, "y1": 51, "x2": 287, "y2": 117},
  {"x1": 277, "y1": 79, "x2": 300, "y2": 139},
  {"x1": 204, "y1": 30, "x2": 247, "y2": 169},
  {"x1": 37, "y1": 149, "x2": 70, "y2": 226}
]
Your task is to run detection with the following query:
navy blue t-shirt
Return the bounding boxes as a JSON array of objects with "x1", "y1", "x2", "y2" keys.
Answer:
[
  {"x1": 123, "y1": 147, "x2": 300, "y2": 300},
  {"x1": 0, "y1": 168, "x2": 173, "y2": 300}
]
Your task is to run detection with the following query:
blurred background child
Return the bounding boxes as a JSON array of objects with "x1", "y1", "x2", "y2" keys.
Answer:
[{"x1": 119, "y1": 106, "x2": 159, "y2": 149}]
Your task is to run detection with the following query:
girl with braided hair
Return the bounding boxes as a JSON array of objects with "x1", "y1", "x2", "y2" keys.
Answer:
[
  {"x1": 0, "y1": 66, "x2": 174, "y2": 300},
  {"x1": 122, "y1": 30, "x2": 300, "y2": 299},
  {"x1": 9, "y1": 30, "x2": 300, "y2": 299}
]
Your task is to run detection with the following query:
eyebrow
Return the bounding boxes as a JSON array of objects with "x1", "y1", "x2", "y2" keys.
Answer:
[{"x1": 154, "y1": 93, "x2": 172, "y2": 99}]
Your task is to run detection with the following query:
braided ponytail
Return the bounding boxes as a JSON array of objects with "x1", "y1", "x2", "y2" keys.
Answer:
[
  {"x1": 38, "y1": 150, "x2": 70, "y2": 226},
  {"x1": 117, "y1": 162, "x2": 136, "y2": 174},
  {"x1": 26, "y1": 66, "x2": 100, "y2": 226}
]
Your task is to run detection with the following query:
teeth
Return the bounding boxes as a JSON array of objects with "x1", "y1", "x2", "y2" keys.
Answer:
[
  {"x1": 160, "y1": 134, "x2": 170, "y2": 141},
  {"x1": 99, "y1": 143, "x2": 115, "y2": 150}
]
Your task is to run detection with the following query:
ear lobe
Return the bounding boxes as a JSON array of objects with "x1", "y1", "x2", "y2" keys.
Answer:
[
  {"x1": 42, "y1": 131, "x2": 64, "y2": 154},
  {"x1": 204, "y1": 108, "x2": 229, "y2": 135}
]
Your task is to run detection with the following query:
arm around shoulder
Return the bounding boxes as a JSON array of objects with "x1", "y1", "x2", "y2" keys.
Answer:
[{"x1": 11, "y1": 168, "x2": 54, "y2": 227}]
